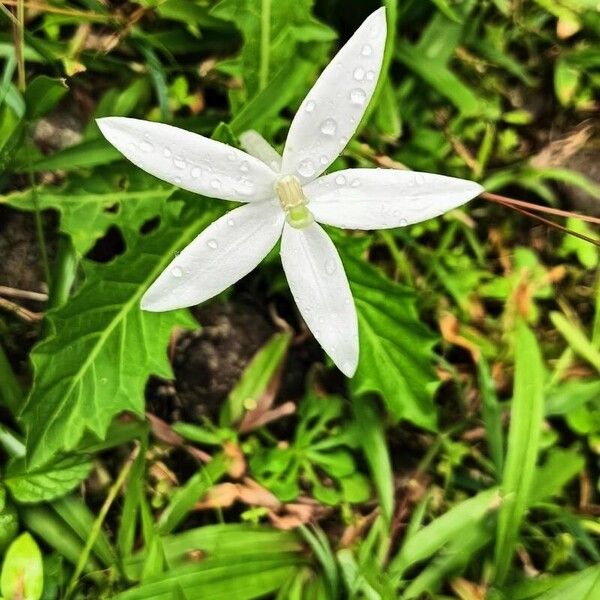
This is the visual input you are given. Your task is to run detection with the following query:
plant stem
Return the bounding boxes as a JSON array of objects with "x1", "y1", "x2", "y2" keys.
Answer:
[
  {"x1": 259, "y1": 0, "x2": 271, "y2": 91},
  {"x1": 65, "y1": 445, "x2": 139, "y2": 599},
  {"x1": 15, "y1": 0, "x2": 25, "y2": 92},
  {"x1": 47, "y1": 235, "x2": 78, "y2": 310}
]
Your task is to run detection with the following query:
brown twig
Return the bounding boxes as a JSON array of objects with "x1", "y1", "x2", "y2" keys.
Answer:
[
  {"x1": 0, "y1": 285, "x2": 47, "y2": 302},
  {"x1": 0, "y1": 297, "x2": 43, "y2": 322}
]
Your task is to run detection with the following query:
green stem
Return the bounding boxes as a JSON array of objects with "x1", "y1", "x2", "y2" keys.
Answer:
[
  {"x1": 15, "y1": 0, "x2": 25, "y2": 92},
  {"x1": 259, "y1": 0, "x2": 271, "y2": 91},
  {"x1": 64, "y1": 445, "x2": 139, "y2": 599},
  {"x1": 378, "y1": 229, "x2": 414, "y2": 285},
  {"x1": 0, "y1": 343, "x2": 22, "y2": 415}
]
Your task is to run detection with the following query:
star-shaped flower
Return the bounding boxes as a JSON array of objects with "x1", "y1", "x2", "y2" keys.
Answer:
[{"x1": 98, "y1": 7, "x2": 482, "y2": 377}]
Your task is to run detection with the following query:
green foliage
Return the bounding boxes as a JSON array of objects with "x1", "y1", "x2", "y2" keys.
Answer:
[{"x1": 0, "y1": 533, "x2": 44, "y2": 600}]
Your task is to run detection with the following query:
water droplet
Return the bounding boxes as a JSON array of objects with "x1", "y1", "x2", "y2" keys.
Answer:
[
  {"x1": 325, "y1": 259, "x2": 336, "y2": 275},
  {"x1": 234, "y1": 178, "x2": 255, "y2": 197},
  {"x1": 297, "y1": 159, "x2": 316, "y2": 178},
  {"x1": 305, "y1": 100, "x2": 316, "y2": 113},
  {"x1": 191, "y1": 166, "x2": 201, "y2": 178},
  {"x1": 366, "y1": 71, "x2": 375, "y2": 81},
  {"x1": 350, "y1": 88, "x2": 367, "y2": 106},
  {"x1": 335, "y1": 174, "x2": 346, "y2": 186},
  {"x1": 210, "y1": 179, "x2": 222, "y2": 190},
  {"x1": 163, "y1": 147, "x2": 172, "y2": 157},
  {"x1": 227, "y1": 151, "x2": 236, "y2": 162},
  {"x1": 340, "y1": 136, "x2": 348, "y2": 146},
  {"x1": 399, "y1": 218, "x2": 408, "y2": 227},
  {"x1": 174, "y1": 176, "x2": 182, "y2": 185},
  {"x1": 320, "y1": 155, "x2": 329, "y2": 165},
  {"x1": 240, "y1": 161, "x2": 249, "y2": 173},
  {"x1": 140, "y1": 140, "x2": 154, "y2": 152},
  {"x1": 227, "y1": 217, "x2": 235, "y2": 227},
  {"x1": 353, "y1": 67, "x2": 365, "y2": 81},
  {"x1": 207, "y1": 239, "x2": 218, "y2": 249},
  {"x1": 100, "y1": 377, "x2": 108, "y2": 385},
  {"x1": 320, "y1": 118, "x2": 337, "y2": 136},
  {"x1": 361, "y1": 44, "x2": 373, "y2": 56},
  {"x1": 351, "y1": 178, "x2": 360, "y2": 188},
  {"x1": 172, "y1": 266, "x2": 183, "y2": 278},
  {"x1": 344, "y1": 298, "x2": 351, "y2": 305},
  {"x1": 173, "y1": 155, "x2": 185, "y2": 169}
]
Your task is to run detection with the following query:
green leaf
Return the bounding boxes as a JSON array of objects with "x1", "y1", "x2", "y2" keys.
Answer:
[
  {"x1": 550, "y1": 311, "x2": 600, "y2": 373},
  {"x1": 0, "y1": 533, "x2": 44, "y2": 600},
  {"x1": 494, "y1": 320, "x2": 545, "y2": 584},
  {"x1": 0, "y1": 489, "x2": 18, "y2": 554},
  {"x1": 24, "y1": 75, "x2": 68, "y2": 120},
  {"x1": 19, "y1": 201, "x2": 217, "y2": 468},
  {"x1": 222, "y1": 331, "x2": 291, "y2": 425},
  {"x1": 534, "y1": 564, "x2": 600, "y2": 600},
  {"x1": 342, "y1": 251, "x2": 439, "y2": 430},
  {"x1": 3, "y1": 454, "x2": 91, "y2": 503}
]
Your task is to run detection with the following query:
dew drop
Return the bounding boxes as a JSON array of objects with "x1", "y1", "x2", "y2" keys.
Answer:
[
  {"x1": 335, "y1": 174, "x2": 346, "y2": 186},
  {"x1": 163, "y1": 147, "x2": 172, "y2": 157},
  {"x1": 172, "y1": 266, "x2": 183, "y2": 278},
  {"x1": 227, "y1": 151, "x2": 236, "y2": 162},
  {"x1": 191, "y1": 166, "x2": 201, "y2": 178},
  {"x1": 227, "y1": 217, "x2": 235, "y2": 227},
  {"x1": 174, "y1": 176, "x2": 182, "y2": 185},
  {"x1": 207, "y1": 239, "x2": 218, "y2": 249},
  {"x1": 344, "y1": 298, "x2": 351, "y2": 305},
  {"x1": 351, "y1": 178, "x2": 360, "y2": 188},
  {"x1": 240, "y1": 161, "x2": 249, "y2": 173},
  {"x1": 366, "y1": 70, "x2": 375, "y2": 81},
  {"x1": 399, "y1": 218, "x2": 408, "y2": 227},
  {"x1": 353, "y1": 67, "x2": 365, "y2": 81},
  {"x1": 100, "y1": 377, "x2": 108, "y2": 385},
  {"x1": 350, "y1": 88, "x2": 367, "y2": 106},
  {"x1": 325, "y1": 259, "x2": 336, "y2": 275},
  {"x1": 173, "y1": 155, "x2": 186, "y2": 169},
  {"x1": 210, "y1": 179, "x2": 222, "y2": 190},
  {"x1": 361, "y1": 44, "x2": 373, "y2": 56},
  {"x1": 305, "y1": 100, "x2": 316, "y2": 113},
  {"x1": 320, "y1": 118, "x2": 337, "y2": 136},
  {"x1": 320, "y1": 155, "x2": 329, "y2": 165},
  {"x1": 340, "y1": 136, "x2": 349, "y2": 146},
  {"x1": 140, "y1": 140, "x2": 154, "y2": 152},
  {"x1": 297, "y1": 159, "x2": 316, "y2": 178}
]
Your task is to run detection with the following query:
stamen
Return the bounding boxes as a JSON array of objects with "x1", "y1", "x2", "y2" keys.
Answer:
[{"x1": 275, "y1": 175, "x2": 314, "y2": 229}]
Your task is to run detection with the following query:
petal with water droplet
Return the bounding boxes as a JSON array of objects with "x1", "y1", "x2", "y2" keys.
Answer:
[
  {"x1": 142, "y1": 202, "x2": 284, "y2": 311},
  {"x1": 280, "y1": 8, "x2": 387, "y2": 183},
  {"x1": 97, "y1": 117, "x2": 278, "y2": 202},
  {"x1": 305, "y1": 168, "x2": 483, "y2": 230},
  {"x1": 280, "y1": 222, "x2": 358, "y2": 377}
]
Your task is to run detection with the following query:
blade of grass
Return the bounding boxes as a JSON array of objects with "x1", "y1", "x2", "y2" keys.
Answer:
[
  {"x1": 493, "y1": 320, "x2": 545, "y2": 585},
  {"x1": 550, "y1": 311, "x2": 600, "y2": 373},
  {"x1": 477, "y1": 357, "x2": 504, "y2": 478}
]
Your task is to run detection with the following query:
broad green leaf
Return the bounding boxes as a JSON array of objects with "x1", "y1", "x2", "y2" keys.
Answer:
[
  {"x1": 3, "y1": 167, "x2": 175, "y2": 254},
  {"x1": 534, "y1": 564, "x2": 600, "y2": 600},
  {"x1": 24, "y1": 75, "x2": 68, "y2": 120},
  {"x1": 3, "y1": 454, "x2": 91, "y2": 503},
  {"x1": 343, "y1": 252, "x2": 439, "y2": 430},
  {"x1": 494, "y1": 321, "x2": 545, "y2": 584},
  {"x1": 0, "y1": 533, "x2": 43, "y2": 600},
  {"x1": 19, "y1": 201, "x2": 218, "y2": 468}
]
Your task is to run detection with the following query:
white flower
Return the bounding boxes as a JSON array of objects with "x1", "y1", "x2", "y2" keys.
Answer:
[{"x1": 97, "y1": 7, "x2": 482, "y2": 378}]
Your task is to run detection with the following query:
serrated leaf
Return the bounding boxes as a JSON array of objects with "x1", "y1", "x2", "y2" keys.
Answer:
[
  {"x1": 4, "y1": 454, "x2": 91, "y2": 503},
  {"x1": 2, "y1": 167, "x2": 174, "y2": 254},
  {"x1": 19, "y1": 202, "x2": 219, "y2": 468},
  {"x1": 342, "y1": 252, "x2": 439, "y2": 430}
]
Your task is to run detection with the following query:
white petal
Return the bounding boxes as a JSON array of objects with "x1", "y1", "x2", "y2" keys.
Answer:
[
  {"x1": 281, "y1": 8, "x2": 387, "y2": 183},
  {"x1": 142, "y1": 202, "x2": 284, "y2": 311},
  {"x1": 280, "y1": 222, "x2": 358, "y2": 377},
  {"x1": 305, "y1": 168, "x2": 483, "y2": 230},
  {"x1": 97, "y1": 117, "x2": 277, "y2": 202}
]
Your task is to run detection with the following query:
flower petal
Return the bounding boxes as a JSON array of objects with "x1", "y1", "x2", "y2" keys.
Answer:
[
  {"x1": 305, "y1": 168, "x2": 483, "y2": 229},
  {"x1": 280, "y1": 222, "x2": 358, "y2": 377},
  {"x1": 97, "y1": 117, "x2": 278, "y2": 202},
  {"x1": 142, "y1": 202, "x2": 284, "y2": 311},
  {"x1": 280, "y1": 8, "x2": 386, "y2": 183}
]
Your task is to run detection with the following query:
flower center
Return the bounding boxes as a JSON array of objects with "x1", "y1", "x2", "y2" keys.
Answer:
[{"x1": 275, "y1": 175, "x2": 314, "y2": 229}]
